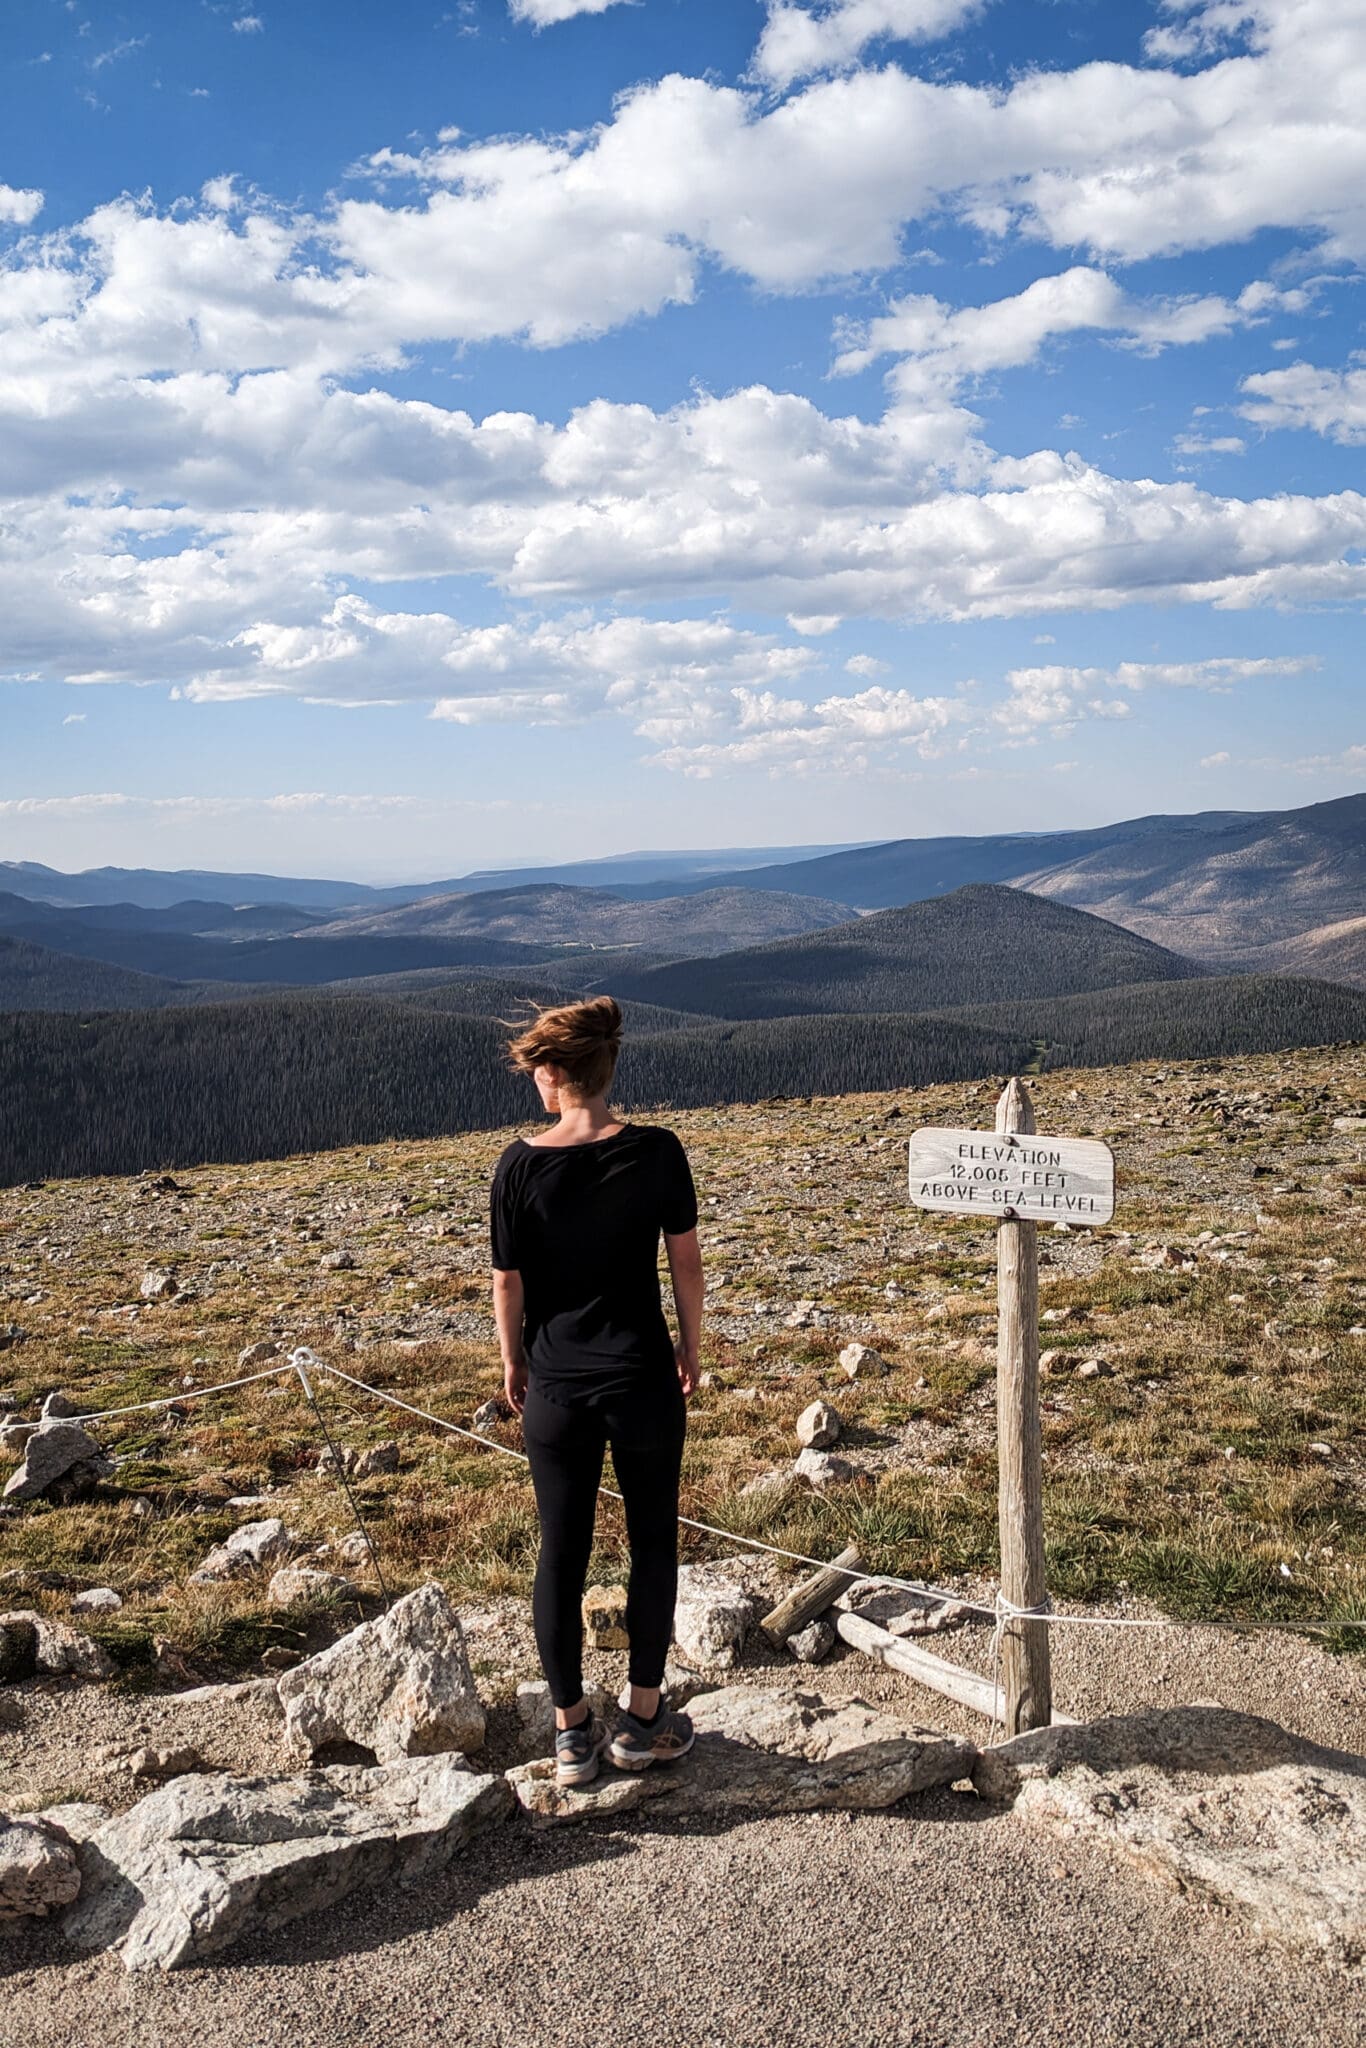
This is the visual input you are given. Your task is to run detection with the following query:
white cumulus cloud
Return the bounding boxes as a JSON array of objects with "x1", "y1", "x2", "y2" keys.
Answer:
[
  {"x1": 995, "y1": 653, "x2": 1319, "y2": 735},
  {"x1": 752, "y1": 0, "x2": 983, "y2": 88},
  {"x1": 509, "y1": 0, "x2": 633, "y2": 23},
  {"x1": 1240, "y1": 361, "x2": 1366, "y2": 444},
  {"x1": 0, "y1": 186, "x2": 43, "y2": 226}
]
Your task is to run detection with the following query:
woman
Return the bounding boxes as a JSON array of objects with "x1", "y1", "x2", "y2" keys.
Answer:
[{"x1": 490, "y1": 995, "x2": 704, "y2": 1788}]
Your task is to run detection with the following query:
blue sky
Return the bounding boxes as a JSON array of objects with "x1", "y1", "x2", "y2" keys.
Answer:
[{"x1": 1, "y1": 0, "x2": 1364, "y2": 882}]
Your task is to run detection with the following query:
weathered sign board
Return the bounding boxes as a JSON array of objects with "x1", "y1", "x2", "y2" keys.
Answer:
[
  {"x1": 903, "y1": 1085, "x2": 1119, "y2": 1738},
  {"x1": 908, "y1": 1126, "x2": 1115, "y2": 1225}
]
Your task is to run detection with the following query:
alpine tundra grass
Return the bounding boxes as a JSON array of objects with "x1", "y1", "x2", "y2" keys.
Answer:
[{"x1": 2, "y1": 1042, "x2": 1365, "y2": 1681}]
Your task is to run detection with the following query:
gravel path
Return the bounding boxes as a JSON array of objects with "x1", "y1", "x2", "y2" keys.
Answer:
[
  {"x1": 2, "y1": 1610, "x2": 1364, "y2": 2043},
  {"x1": 5, "y1": 1790, "x2": 1365, "y2": 2048}
]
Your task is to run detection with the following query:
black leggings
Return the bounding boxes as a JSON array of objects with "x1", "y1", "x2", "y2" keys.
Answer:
[{"x1": 521, "y1": 1376, "x2": 686, "y2": 1709}]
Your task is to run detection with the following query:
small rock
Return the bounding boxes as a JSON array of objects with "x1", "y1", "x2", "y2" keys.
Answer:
[
  {"x1": 1039, "y1": 1349, "x2": 1068, "y2": 1376},
  {"x1": 582, "y1": 1584, "x2": 630, "y2": 1650},
  {"x1": 333, "y1": 1531, "x2": 372, "y2": 1568},
  {"x1": 471, "y1": 1398, "x2": 504, "y2": 1433},
  {"x1": 786, "y1": 1619, "x2": 835, "y2": 1664},
  {"x1": 672, "y1": 1561, "x2": 762, "y2": 1669},
  {"x1": 261, "y1": 1646, "x2": 302, "y2": 1672},
  {"x1": 39, "y1": 1392, "x2": 80, "y2": 1421},
  {"x1": 237, "y1": 1342, "x2": 278, "y2": 1369},
  {"x1": 794, "y1": 1447, "x2": 855, "y2": 1489},
  {"x1": 71, "y1": 1587, "x2": 123, "y2": 1615},
  {"x1": 508, "y1": 1756, "x2": 653, "y2": 1827},
  {"x1": 350, "y1": 1441, "x2": 400, "y2": 1479},
  {"x1": 321, "y1": 1250, "x2": 358, "y2": 1272},
  {"x1": 838, "y1": 1343, "x2": 888, "y2": 1380},
  {"x1": 796, "y1": 1399, "x2": 841, "y2": 1450},
  {"x1": 139, "y1": 1269, "x2": 179, "y2": 1299},
  {"x1": 191, "y1": 1517, "x2": 299, "y2": 1584},
  {"x1": 0, "y1": 1422, "x2": 35, "y2": 1456},
  {"x1": 0, "y1": 1326, "x2": 28, "y2": 1353},
  {"x1": 127, "y1": 1746, "x2": 204, "y2": 1781},
  {"x1": 1075, "y1": 1359, "x2": 1110, "y2": 1380},
  {"x1": 2, "y1": 1421, "x2": 114, "y2": 1505},
  {"x1": 0, "y1": 1816, "x2": 82, "y2": 1923},
  {"x1": 268, "y1": 1567, "x2": 359, "y2": 1608}
]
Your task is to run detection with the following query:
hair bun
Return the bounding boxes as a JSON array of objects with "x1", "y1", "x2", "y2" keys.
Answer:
[{"x1": 585, "y1": 995, "x2": 623, "y2": 1042}]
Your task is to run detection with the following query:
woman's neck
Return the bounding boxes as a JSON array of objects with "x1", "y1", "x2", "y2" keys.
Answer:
[{"x1": 552, "y1": 1095, "x2": 620, "y2": 1142}]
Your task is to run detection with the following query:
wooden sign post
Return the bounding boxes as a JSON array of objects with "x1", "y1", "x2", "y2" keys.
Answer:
[{"x1": 908, "y1": 1080, "x2": 1115, "y2": 1737}]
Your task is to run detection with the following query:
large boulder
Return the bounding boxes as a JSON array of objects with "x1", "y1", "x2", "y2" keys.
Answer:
[
  {"x1": 972, "y1": 1708, "x2": 1366, "y2": 1971},
  {"x1": 672, "y1": 1561, "x2": 763, "y2": 1670},
  {"x1": 508, "y1": 1684, "x2": 974, "y2": 1826},
  {"x1": 64, "y1": 1758, "x2": 511, "y2": 1970},
  {"x1": 2, "y1": 1421, "x2": 113, "y2": 1504},
  {"x1": 0, "y1": 1815, "x2": 83, "y2": 1922},
  {"x1": 276, "y1": 1582, "x2": 485, "y2": 1764}
]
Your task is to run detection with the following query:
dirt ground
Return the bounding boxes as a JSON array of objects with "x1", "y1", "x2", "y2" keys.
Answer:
[{"x1": 2, "y1": 1601, "x2": 1364, "y2": 2048}]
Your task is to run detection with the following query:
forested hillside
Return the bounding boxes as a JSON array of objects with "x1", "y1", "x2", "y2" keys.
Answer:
[
  {"x1": 0, "y1": 908, "x2": 576, "y2": 987},
  {"x1": 954, "y1": 974, "x2": 1366, "y2": 1072},
  {"x1": 0, "y1": 937, "x2": 268, "y2": 1013},
  {"x1": 395, "y1": 978, "x2": 706, "y2": 1034},
  {"x1": 0, "y1": 999, "x2": 1030, "y2": 1184},
  {"x1": 609, "y1": 885, "x2": 1198, "y2": 1018}
]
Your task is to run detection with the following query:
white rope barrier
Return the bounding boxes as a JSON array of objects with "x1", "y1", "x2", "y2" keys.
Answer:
[
  {"x1": 294, "y1": 1354, "x2": 1366, "y2": 1638},
  {"x1": 74, "y1": 1362, "x2": 301, "y2": 1426},
  {"x1": 38, "y1": 1345, "x2": 1365, "y2": 1640}
]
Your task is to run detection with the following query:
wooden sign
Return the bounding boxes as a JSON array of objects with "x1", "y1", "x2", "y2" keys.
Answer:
[{"x1": 908, "y1": 1126, "x2": 1115, "y2": 1225}]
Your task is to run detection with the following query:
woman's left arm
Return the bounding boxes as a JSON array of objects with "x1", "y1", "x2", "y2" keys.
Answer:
[
  {"x1": 665, "y1": 1227, "x2": 704, "y2": 1397},
  {"x1": 493, "y1": 1267, "x2": 528, "y2": 1413}
]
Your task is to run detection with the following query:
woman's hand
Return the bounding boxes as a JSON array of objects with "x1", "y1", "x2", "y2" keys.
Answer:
[
  {"x1": 504, "y1": 1356, "x2": 528, "y2": 1415},
  {"x1": 675, "y1": 1342, "x2": 700, "y2": 1400}
]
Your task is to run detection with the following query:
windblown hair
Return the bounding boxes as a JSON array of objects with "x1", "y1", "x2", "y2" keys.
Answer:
[{"x1": 506, "y1": 994, "x2": 623, "y2": 1101}]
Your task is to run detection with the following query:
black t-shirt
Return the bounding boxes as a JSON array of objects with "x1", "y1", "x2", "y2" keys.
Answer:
[{"x1": 490, "y1": 1124, "x2": 698, "y2": 1400}]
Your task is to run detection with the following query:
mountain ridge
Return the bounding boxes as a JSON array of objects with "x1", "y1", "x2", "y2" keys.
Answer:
[{"x1": 604, "y1": 884, "x2": 1201, "y2": 1019}]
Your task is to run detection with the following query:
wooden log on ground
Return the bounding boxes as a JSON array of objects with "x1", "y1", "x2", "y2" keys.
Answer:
[
  {"x1": 836, "y1": 1609, "x2": 1004, "y2": 1719},
  {"x1": 761, "y1": 1545, "x2": 864, "y2": 1646},
  {"x1": 835, "y1": 1611, "x2": 1077, "y2": 1728}
]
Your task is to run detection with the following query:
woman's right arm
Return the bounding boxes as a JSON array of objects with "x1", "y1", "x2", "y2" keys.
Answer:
[{"x1": 493, "y1": 1268, "x2": 528, "y2": 1413}]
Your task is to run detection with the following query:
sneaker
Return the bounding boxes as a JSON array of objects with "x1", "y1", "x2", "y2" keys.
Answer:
[
  {"x1": 554, "y1": 1712, "x2": 608, "y2": 1788},
  {"x1": 608, "y1": 1705, "x2": 695, "y2": 1771}
]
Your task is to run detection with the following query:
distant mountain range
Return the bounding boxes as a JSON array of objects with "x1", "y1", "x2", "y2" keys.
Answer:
[
  {"x1": 606, "y1": 885, "x2": 1199, "y2": 1018},
  {"x1": 304, "y1": 883, "x2": 854, "y2": 953},
  {"x1": 3, "y1": 792, "x2": 1365, "y2": 1015},
  {"x1": 0, "y1": 841, "x2": 865, "y2": 913}
]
